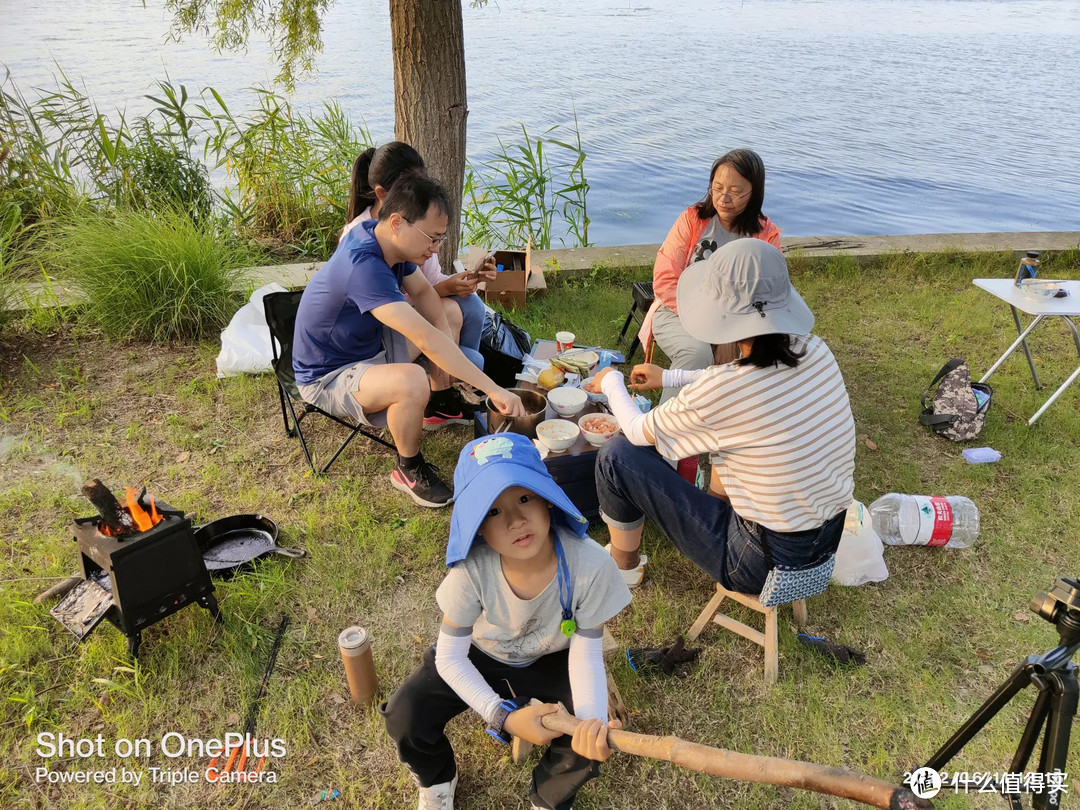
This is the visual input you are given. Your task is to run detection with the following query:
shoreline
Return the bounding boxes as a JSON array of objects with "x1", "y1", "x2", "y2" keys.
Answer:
[{"x1": 16, "y1": 231, "x2": 1080, "y2": 309}]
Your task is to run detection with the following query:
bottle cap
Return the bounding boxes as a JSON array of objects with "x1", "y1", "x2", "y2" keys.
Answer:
[
  {"x1": 1026, "y1": 251, "x2": 1041, "y2": 259},
  {"x1": 338, "y1": 626, "x2": 370, "y2": 651}
]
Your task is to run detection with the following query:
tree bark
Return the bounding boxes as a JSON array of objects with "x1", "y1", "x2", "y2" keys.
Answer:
[{"x1": 389, "y1": 0, "x2": 468, "y2": 268}]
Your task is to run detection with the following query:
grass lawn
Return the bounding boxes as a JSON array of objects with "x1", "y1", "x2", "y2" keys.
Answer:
[{"x1": 2, "y1": 249, "x2": 1079, "y2": 809}]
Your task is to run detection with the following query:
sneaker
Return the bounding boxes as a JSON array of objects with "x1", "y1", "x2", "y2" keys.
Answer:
[
  {"x1": 604, "y1": 543, "x2": 647, "y2": 589},
  {"x1": 423, "y1": 389, "x2": 477, "y2": 430},
  {"x1": 417, "y1": 774, "x2": 457, "y2": 810},
  {"x1": 391, "y1": 460, "x2": 453, "y2": 508}
]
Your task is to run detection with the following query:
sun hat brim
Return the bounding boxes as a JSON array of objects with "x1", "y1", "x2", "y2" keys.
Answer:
[
  {"x1": 676, "y1": 243, "x2": 815, "y2": 346},
  {"x1": 446, "y1": 460, "x2": 588, "y2": 567}
]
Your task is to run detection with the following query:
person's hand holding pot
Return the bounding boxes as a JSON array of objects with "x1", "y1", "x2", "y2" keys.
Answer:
[{"x1": 488, "y1": 387, "x2": 525, "y2": 417}]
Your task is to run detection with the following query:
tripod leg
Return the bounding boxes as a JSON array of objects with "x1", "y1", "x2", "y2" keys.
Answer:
[
  {"x1": 925, "y1": 657, "x2": 1038, "y2": 771},
  {"x1": 1009, "y1": 682, "x2": 1053, "y2": 774},
  {"x1": 1003, "y1": 682, "x2": 1053, "y2": 808},
  {"x1": 1033, "y1": 666, "x2": 1078, "y2": 810}
]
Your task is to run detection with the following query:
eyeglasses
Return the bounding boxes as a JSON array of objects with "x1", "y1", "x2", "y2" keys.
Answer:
[
  {"x1": 406, "y1": 219, "x2": 448, "y2": 248},
  {"x1": 711, "y1": 186, "x2": 751, "y2": 202}
]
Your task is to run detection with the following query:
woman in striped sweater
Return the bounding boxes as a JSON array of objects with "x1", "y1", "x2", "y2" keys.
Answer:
[{"x1": 587, "y1": 239, "x2": 855, "y2": 594}]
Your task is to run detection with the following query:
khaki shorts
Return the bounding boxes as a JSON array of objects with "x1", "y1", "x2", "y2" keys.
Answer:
[{"x1": 296, "y1": 327, "x2": 409, "y2": 428}]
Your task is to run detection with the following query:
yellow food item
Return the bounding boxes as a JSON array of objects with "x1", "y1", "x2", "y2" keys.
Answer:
[{"x1": 538, "y1": 366, "x2": 566, "y2": 390}]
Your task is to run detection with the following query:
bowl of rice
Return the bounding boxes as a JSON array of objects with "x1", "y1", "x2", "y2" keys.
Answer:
[{"x1": 536, "y1": 419, "x2": 580, "y2": 452}]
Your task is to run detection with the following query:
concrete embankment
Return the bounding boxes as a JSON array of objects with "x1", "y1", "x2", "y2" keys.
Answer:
[{"x1": 17, "y1": 231, "x2": 1080, "y2": 308}]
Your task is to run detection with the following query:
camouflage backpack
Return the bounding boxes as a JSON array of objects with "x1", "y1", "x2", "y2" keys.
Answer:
[{"x1": 919, "y1": 358, "x2": 993, "y2": 442}]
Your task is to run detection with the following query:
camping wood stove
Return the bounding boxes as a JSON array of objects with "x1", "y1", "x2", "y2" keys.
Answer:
[{"x1": 68, "y1": 490, "x2": 220, "y2": 658}]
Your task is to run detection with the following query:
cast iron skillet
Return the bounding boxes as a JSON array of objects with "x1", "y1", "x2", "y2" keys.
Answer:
[{"x1": 194, "y1": 514, "x2": 305, "y2": 577}]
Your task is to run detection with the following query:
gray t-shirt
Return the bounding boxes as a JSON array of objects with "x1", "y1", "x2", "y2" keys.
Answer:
[
  {"x1": 689, "y1": 216, "x2": 740, "y2": 265},
  {"x1": 436, "y1": 527, "x2": 632, "y2": 666}
]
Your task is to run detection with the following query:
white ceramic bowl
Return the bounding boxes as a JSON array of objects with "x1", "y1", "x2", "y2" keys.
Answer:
[
  {"x1": 578, "y1": 413, "x2": 621, "y2": 447},
  {"x1": 580, "y1": 376, "x2": 607, "y2": 405},
  {"x1": 546, "y1": 386, "x2": 588, "y2": 417},
  {"x1": 536, "y1": 419, "x2": 581, "y2": 452}
]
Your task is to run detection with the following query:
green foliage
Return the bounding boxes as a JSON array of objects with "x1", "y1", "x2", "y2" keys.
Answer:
[
  {"x1": 0, "y1": 66, "x2": 117, "y2": 222},
  {"x1": 44, "y1": 207, "x2": 254, "y2": 342},
  {"x1": 2, "y1": 68, "x2": 593, "y2": 266},
  {"x1": 200, "y1": 88, "x2": 374, "y2": 259},
  {"x1": 110, "y1": 119, "x2": 213, "y2": 224},
  {"x1": 0, "y1": 203, "x2": 23, "y2": 328},
  {"x1": 462, "y1": 116, "x2": 591, "y2": 251},
  {"x1": 164, "y1": 0, "x2": 330, "y2": 89}
]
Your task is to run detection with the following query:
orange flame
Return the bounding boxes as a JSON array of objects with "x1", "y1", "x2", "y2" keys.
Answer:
[{"x1": 125, "y1": 488, "x2": 163, "y2": 533}]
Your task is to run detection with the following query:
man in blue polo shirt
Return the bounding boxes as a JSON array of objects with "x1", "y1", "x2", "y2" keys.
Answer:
[{"x1": 293, "y1": 173, "x2": 524, "y2": 507}]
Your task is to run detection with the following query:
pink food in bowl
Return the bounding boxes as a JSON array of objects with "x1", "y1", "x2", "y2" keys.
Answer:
[{"x1": 578, "y1": 414, "x2": 620, "y2": 445}]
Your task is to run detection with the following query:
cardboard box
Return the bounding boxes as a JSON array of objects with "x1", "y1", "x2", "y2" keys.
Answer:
[{"x1": 476, "y1": 244, "x2": 546, "y2": 309}]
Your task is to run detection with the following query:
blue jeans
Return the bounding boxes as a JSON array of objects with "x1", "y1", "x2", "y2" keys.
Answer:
[
  {"x1": 595, "y1": 437, "x2": 844, "y2": 594},
  {"x1": 453, "y1": 292, "x2": 486, "y2": 354}
]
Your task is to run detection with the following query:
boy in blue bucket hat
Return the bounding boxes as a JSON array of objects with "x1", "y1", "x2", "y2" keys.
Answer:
[{"x1": 380, "y1": 433, "x2": 632, "y2": 810}]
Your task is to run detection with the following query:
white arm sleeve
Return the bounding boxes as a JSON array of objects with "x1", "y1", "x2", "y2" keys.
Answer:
[
  {"x1": 662, "y1": 368, "x2": 707, "y2": 388},
  {"x1": 599, "y1": 372, "x2": 651, "y2": 446},
  {"x1": 568, "y1": 630, "x2": 608, "y2": 722},
  {"x1": 434, "y1": 624, "x2": 505, "y2": 724}
]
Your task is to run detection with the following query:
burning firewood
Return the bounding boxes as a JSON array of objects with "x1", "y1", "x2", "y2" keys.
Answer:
[{"x1": 81, "y1": 479, "x2": 134, "y2": 535}]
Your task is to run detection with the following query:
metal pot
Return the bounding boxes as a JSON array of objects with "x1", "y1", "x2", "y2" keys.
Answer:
[{"x1": 486, "y1": 387, "x2": 547, "y2": 439}]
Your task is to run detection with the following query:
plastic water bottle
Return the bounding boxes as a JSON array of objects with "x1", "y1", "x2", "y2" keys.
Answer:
[{"x1": 868, "y1": 494, "x2": 980, "y2": 549}]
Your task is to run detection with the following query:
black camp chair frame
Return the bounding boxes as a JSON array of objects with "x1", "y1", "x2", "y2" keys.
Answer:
[{"x1": 264, "y1": 291, "x2": 394, "y2": 476}]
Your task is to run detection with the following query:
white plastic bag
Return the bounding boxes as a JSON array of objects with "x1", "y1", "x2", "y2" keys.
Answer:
[
  {"x1": 832, "y1": 501, "x2": 889, "y2": 586},
  {"x1": 215, "y1": 283, "x2": 289, "y2": 378}
]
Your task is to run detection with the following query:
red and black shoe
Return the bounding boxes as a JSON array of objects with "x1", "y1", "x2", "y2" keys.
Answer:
[
  {"x1": 390, "y1": 459, "x2": 453, "y2": 508},
  {"x1": 423, "y1": 388, "x2": 479, "y2": 431}
]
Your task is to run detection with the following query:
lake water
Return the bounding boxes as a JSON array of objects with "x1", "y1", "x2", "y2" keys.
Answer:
[{"x1": 3, "y1": 0, "x2": 1079, "y2": 246}]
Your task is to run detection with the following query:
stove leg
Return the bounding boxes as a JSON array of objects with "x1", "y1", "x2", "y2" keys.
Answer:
[
  {"x1": 200, "y1": 593, "x2": 223, "y2": 623},
  {"x1": 127, "y1": 633, "x2": 141, "y2": 659}
]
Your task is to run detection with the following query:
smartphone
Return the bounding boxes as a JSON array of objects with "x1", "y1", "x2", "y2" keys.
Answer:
[{"x1": 468, "y1": 251, "x2": 495, "y2": 279}]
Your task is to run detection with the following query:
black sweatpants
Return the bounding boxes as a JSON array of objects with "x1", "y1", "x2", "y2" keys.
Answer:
[{"x1": 380, "y1": 644, "x2": 601, "y2": 810}]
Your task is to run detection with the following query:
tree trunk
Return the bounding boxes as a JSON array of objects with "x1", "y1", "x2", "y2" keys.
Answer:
[{"x1": 389, "y1": 0, "x2": 467, "y2": 268}]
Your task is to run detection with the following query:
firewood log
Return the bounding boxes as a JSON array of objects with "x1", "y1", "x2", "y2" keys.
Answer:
[{"x1": 81, "y1": 479, "x2": 133, "y2": 535}]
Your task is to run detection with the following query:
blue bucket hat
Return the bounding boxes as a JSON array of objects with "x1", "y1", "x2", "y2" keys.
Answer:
[{"x1": 447, "y1": 433, "x2": 589, "y2": 566}]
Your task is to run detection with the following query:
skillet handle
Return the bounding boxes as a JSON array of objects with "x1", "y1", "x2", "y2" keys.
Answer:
[{"x1": 271, "y1": 547, "x2": 306, "y2": 559}]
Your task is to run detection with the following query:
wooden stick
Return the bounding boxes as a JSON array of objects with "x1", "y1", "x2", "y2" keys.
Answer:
[
  {"x1": 540, "y1": 708, "x2": 931, "y2": 810},
  {"x1": 81, "y1": 479, "x2": 133, "y2": 535}
]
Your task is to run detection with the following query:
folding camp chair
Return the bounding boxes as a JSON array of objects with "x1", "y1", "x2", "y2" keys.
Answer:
[{"x1": 263, "y1": 290, "x2": 394, "y2": 475}]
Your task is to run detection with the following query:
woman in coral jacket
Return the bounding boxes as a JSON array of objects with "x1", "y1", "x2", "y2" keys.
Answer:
[{"x1": 640, "y1": 148, "x2": 782, "y2": 481}]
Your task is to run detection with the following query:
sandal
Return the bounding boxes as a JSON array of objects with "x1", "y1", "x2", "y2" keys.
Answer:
[{"x1": 605, "y1": 544, "x2": 647, "y2": 589}]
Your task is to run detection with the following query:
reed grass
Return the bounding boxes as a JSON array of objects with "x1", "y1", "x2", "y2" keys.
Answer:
[
  {"x1": 463, "y1": 116, "x2": 591, "y2": 251},
  {"x1": 0, "y1": 203, "x2": 20, "y2": 328},
  {"x1": 2, "y1": 68, "x2": 594, "y2": 269},
  {"x1": 44, "y1": 207, "x2": 255, "y2": 342}
]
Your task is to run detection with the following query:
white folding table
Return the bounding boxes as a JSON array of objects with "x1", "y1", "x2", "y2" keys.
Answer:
[{"x1": 973, "y1": 278, "x2": 1080, "y2": 425}]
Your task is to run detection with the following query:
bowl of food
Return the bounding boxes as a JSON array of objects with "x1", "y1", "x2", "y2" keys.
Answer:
[
  {"x1": 578, "y1": 413, "x2": 620, "y2": 447},
  {"x1": 573, "y1": 350, "x2": 600, "y2": 370},
  {"x1": 535, "y1": 419, "x2": 581, "y2": 453},
  {"x1": 580, "y1": 376, "x2": 607, "y2": 405},
  {"x1": 546, "y1": 386, "x2": 588, "y2": 417}
]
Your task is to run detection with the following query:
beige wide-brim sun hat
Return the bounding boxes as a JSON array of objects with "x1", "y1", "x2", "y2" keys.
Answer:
[{"x1": 676, "y1": 238, "x2": 815, "y2": 346}]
